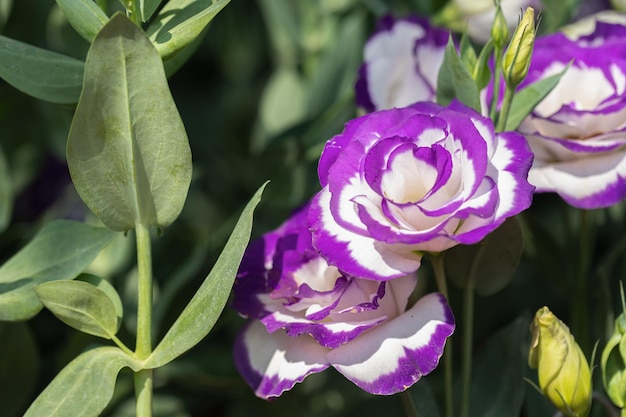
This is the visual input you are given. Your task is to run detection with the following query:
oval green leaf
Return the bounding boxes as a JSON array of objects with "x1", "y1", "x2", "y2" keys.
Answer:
[
  {"x1": 55, "y1": 0, "x2": 109, "y2": 43},
  {"x1": 0, "y1": 35, "x2": 84, "y2": 104},
  {"x1": 144, "y1": 182, "x2": 267, "y2": 368},
  {"x1": 147, "y1": 0, "x2": 231, "y2": 61},
  {"x1": 23, "y1": 346, "x2": 139, "y2": 417},
  {"x1": 34, "y1": 279, "x2": 120, "y2": 339},
  {"x1": 0, "y1": 220, "x2": 115, "y2": 321},
  {"x1": 67, "y1": 14, "x2": 192, "y2": 232},
  {"x1": 436, "y1": 35, "x2": 480, "y2": 112}
]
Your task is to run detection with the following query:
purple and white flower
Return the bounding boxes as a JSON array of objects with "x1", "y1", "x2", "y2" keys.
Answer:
[
  {"x1": 517, "y1": 17, "x2": 626, "y2": 208},
  {"x1": 232, "y1": 205, "x2": 454, "y2": 398},
  {"x1": 309, "y1": 101, "x2": 534, "y2": 281},
  {"x1": 355, "y1": 15, "x2": 450, "y2": 112}
]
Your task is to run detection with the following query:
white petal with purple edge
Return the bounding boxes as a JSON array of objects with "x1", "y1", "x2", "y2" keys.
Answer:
[
  {"x1": 327, "y1": 293, "x2": 454, "y2": 395},
  {"x1": 234, "y1": 321, "x2": 330, "y2": 399}
]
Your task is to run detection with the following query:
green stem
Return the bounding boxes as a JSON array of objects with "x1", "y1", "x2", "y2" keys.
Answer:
[
  {"x1": 400, "y1": 391, "x2": 419, "y2": 417},
  {"x1": 496, "y1": 86, "x2": 515, "y2": 132},
  {"x1": 96, "y1": 0, "x2": 108, "y2": 14},
  {"x1": 430, "y1": 254, "x2": 453, "y2": 417},
  {"x1": 572, "y1": 209, "x2": 592, "y2": 354},
  {"x1": 460, "y1": 283, "x2": 474, "y2": 417},
  {"x1": 134, "y1": 369, "x2": 153, "y2": 417},
  {"x1": 111, "y1": 334, "x2": 134, "y2": 357},
  {"x1": 134, "y1": 222, "x2": 153, "y2": 416}
]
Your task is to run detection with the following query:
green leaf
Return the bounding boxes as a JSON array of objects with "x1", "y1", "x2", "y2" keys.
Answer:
[
  {"x1": 504, "y1": 66, "x2": 569, "y2": 131},
  {"x1": 436, "y1": 36, "x2": 480, "y2": 112},
  {"x1": 34, "y1": 279, "x2": 120, "y2": 339},
  {"x1": 55, "y1": 0, "x2": 108, "y2": 43},
  {"x1": 0, "y1": 220, "x2": 114, "y2": 321},
  {"x1": 147, "y1": 0, "x2": 231, "y2": 61},
  {"x1": 139, "y1": 0, "x2": 163, "y2": 22},
  {"x1": 468, "y1": 316, "x2": 527, "y2": 417},
  {"x1": 0, "y1": 323, "x2": 40, "y2": 417},
  {"x1": 473, "y1": 38, "x2": 494, "y2": 92},
  {"x1": 67, "y1": 14, "x2": 192, "y2": 232},
  {"x1": 77, "y1": 274, "x2": 124, "y2": 326},
  {"x1": 0, "y1": 35, "x2": 84, "y2": 104},
  {"x1": 446, "y1": 217, "x2": 524, "y2": 296},
  {"x1": 0, "y1": 144, "x2": 12, "y2": 233},
  {"x1": 23, "y1": 346, "x2": 139, "y2": 417},
  {"x1": 0, "y1": 0, "x2": 11, "y2": 29},
  {"x1": 144, "y1": 182, "x2": 267, "y2": 368}
]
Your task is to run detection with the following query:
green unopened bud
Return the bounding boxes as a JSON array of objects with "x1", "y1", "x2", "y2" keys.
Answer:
[
  {"x1": 502, "y1": 7, "x2": 535, "y2": 88},
  {"x1": 529, "y1": 307, "x2": 592, "y2": 417},
  {"x1": 491, "y1": 1, "x2": 509, "y2": 50}
]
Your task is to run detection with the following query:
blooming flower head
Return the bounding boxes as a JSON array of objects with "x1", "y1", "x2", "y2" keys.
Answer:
[
  {"x1": 309, "y1": 101, "x2": 534, "y2": 281},
  {"x1": 518, "y1": 16, "x2": 626, "y2": 208},
  {"x1": 232, "y1": 204, "x2": 454, "y2": 398},
  {"x1": 355, "y1": 15, "x2": 450, "y2": 112}
]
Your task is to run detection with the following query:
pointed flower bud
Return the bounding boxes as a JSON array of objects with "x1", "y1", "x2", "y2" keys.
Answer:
[
  {"x1": 529, "y1": 307, "x2": 592, "y2": 417},
  {"x1": 491, "y1": 1, "x2": 510, "y2": 50},
  {"x1": 502, "y1": 7, "x2": 536, "y2": 88},
  {"x1": 602, "y1": 286, "x2": 626, "y2": 410}
]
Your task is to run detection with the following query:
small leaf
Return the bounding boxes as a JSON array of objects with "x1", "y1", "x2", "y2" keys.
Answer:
[
  {"x1": 0, "y1": 323, "x2": 40, "y2": 417},
  {"x1": 473, "y1": 38, "x2": 494, "y2": 92},
  {"x1": 0, "y1": 220, "x2": 114, "y2": 321},
  {"x1": 468, "y1": 316, "x2": 527, "y2": 417},
  {"x1": 77, "y1": 274, "x2": 124, "y2": 327},
  {"x1": 0, "y1": 35, "x2": 84, "y2": 104},
  {"x1": 436, "y1": 35, "x2": 480, "y2": 112},
  {"x1": 23, "y1": 346, "x2": 139, "y2": 417},
  {"x1": 505, "y1": 65, "x2": 569, "y2": 131},
  {"x1": 55, "y1": 0, "x2": 108, "y2": 43},
  {"x1": 145, "y1": 182, "x2": 267, "y2": 368},
  {"x1": 446, "y1": 217, "x2": 523, "y2": 296},
  {"x1": 34, "y1": 279, "x2": 120, "y2": 338},
  {"x1": 147, "y1": 0, "x2": 231, "y2": 61},
  {"x1": 67, "y1": 14, "x2": 192, "y2": 231},
  {"x1": 0, "y1": 144, "x2": 12, "y2": 233}
]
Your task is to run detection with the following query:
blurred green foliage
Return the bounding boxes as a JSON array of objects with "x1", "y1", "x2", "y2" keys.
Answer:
[{"x1": 1, "y1": 0, "x2": 625, "y2": 416}]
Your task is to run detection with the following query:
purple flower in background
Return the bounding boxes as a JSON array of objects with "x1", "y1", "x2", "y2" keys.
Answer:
[
  {"x1": 233, "y1": 205, "x2": 454, "y2": 398},
  {"x1": 309, "y1": 101, "x2": 534, "y2": 281},
  {"x1": 355, "y1": 15, "x2": 450, "y2": 112},
  {"x1": 518, "y1": 16, "x2": 626, "y2": 208}
]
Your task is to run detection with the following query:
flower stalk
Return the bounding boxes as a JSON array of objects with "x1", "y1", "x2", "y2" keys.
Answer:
[{"x1": 134, "y1": 221, "x2": 154, "y2": 417}]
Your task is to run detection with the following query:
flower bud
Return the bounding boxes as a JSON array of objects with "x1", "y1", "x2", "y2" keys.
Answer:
[
  {"x1": 529, "y1": 307, "x2": 592, "y2": 417},
  {"x1": 491, "y1": 1, "x2": 510, "y2": 51},
  {"x1": 502, "y1": 7, "x2": 536, "y2": 88}
]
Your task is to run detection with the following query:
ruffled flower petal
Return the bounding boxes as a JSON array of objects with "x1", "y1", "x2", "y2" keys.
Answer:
[
  {"x1": 327, "y1": 293, "x2": 454, "y2": 394},
  {"x1": 234, "y1": 321, "x2": 330, "y2": 399}
]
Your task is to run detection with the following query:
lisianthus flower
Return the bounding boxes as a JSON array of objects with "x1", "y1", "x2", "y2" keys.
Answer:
[
  {"x1": 309, "y1": 101, "x2": 534, "y2": 281},
  {"x1": 517, "y1": 17, "x2": 626, "y2": 208},
  {"x1": 355, "y1": 15, "x2": 450, "y2": 112},
  {"x1": 232, "y1": 204, "x2": 454, "y2": 398}
]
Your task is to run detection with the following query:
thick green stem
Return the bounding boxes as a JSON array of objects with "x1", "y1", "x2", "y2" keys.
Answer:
[
  {"x1": 134, "y1": 222, "x2": 153, "y2": 417},
  {"x1": 134, "y1": 369, "x2": 153, "y2": 417},
  {"x1": 430, "y1": 254, "x2": 453, "y2": 417},
  {"x1": 496, "y1": 86, "x2": 515, "y2": 132},
  {"x1": 460, "y1": 283, "x2": 474, "y2": 417}
]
